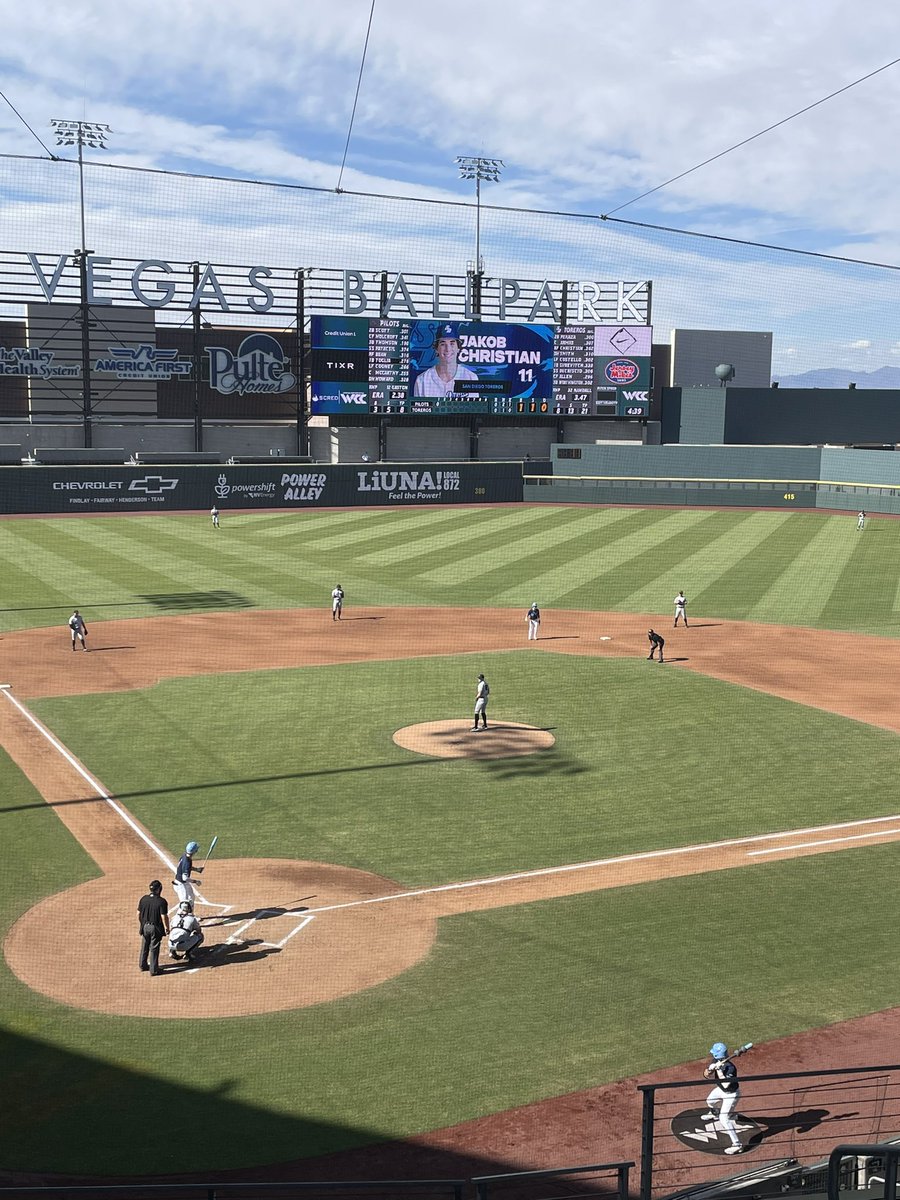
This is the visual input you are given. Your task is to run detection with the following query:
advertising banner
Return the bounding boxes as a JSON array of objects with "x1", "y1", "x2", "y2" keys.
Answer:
[{"x1": 0, "y1": 463, "x2": 524, "y2": 514}]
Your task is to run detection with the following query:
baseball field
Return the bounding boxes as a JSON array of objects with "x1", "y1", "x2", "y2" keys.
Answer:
[{"x1": 2, "y1": 502, "x2": 900, "y2": 1178}]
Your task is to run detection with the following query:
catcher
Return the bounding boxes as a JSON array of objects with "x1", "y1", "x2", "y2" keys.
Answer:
[
  {"x1": 168, "y1": 900, "x2": 205, "y2": 963},
  {"x1": 702, "y1": 1041, "x2": 752, "y2": 1155}
]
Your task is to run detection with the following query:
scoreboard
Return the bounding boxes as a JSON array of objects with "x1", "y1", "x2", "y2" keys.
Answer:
[{"x1": 310, "y1": 317, "x2": 651, "y2": 417}]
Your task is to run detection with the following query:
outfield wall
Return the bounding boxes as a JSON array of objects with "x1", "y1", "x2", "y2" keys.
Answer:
[
  {"x1": 524, "y1": 444, "x2": 900, "y2": 513},
  {"x1": 0, "y1": 462, "x2": 524, "y2": 514}
]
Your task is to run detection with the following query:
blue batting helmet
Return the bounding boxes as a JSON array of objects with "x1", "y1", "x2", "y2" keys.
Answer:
[
  {"x1": 186, "y1": 840, "x2": 200, "y2": 854},
  {"x1": 710, "y1": 1042, "x2": 728, "y2": 1060}
]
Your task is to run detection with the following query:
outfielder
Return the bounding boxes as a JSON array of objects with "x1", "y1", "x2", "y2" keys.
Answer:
[
  {"x1": 857, "y1": 510, "x2": 866, "y2": 530},
  {"x1": 674, "y1": 591, "x2": 688, "y2": 627},
  {"x1": 211, "y1": 506, "x2": 220, "y2": 528},
  {"x1": 332, "y1": 584, "x2": 344, "y2": 621},
  {"x1": 173, "y1": 841, "x2": 204, "y2": 906},
  {"x1": 703, "y1": 1041, "x2": 745, "y2": 1154},
  {"x1": 68, "y1": 609, "x2": 88, "y2": 651},
  {"x1": 526, "y1": 602, "x2": 541, "y2": 640},
  {"x1": 472, "y1": 674, "x2": 490, "y2": 731}
]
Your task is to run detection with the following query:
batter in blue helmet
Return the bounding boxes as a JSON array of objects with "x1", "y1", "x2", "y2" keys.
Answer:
[
  {"x1": 173, "y1": 840, "x2": 205, "y2": 907},
  {"x1": 703, "y1": 1041, "x2": 744, "y2": 1154}
]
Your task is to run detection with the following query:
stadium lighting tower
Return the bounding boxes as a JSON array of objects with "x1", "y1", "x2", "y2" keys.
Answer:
[
  {"x1": 456, "y1": 155, "x2": 503, "y2": 277},
  {"x1": 49, "y1": 119, "x2": 112, "y2": 449},
  {"x1": 50, "y1": 119, "x2": 112, "y2": 254}
]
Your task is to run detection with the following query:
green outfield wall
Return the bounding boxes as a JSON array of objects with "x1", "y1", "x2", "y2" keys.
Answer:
[{"x1": 524, "y1": 444, "x2": 900, "y2": 513}]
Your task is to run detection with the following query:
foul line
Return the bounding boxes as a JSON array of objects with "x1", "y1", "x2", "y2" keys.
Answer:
[
  {"x1": 302, "y1": 813, "x2": 900, "y2": 916},
  {"x1": 748, "y1": 828, "x2": 900, "y2": 855},
  {"x1": 0, "y1": 685, "x2": 225, "y2": 909},
  {"x1": 1, "y1": 685, "x2": 176, "y2": 873}
]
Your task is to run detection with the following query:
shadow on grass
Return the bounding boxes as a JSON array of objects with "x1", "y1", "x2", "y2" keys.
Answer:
[
  {"x1": 138, "y1": 590, "x2": 253, "y2": 611},
  {"x1": 479, "y1": 749, "x2": 588, "y2": 781},
  {"x1": 0, "y1": 1028, "x2": 631, "y2": 1186},
  {"x1": 0, "y1": 759, "x2": 438, "y2": 815}
]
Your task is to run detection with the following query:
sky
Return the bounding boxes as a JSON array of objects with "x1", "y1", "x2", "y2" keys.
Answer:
[{"x1": 1, "y1": 0, "x2": 900, "y2": 376}]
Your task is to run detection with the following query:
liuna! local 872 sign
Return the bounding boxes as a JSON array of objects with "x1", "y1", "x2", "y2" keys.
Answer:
[{"x1": 310, "y1": 317, "x2": 652, "y2": 417}]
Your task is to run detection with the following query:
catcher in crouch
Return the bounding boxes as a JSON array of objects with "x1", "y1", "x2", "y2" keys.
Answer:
[
  {"x1": 702, "y1": 1041, "x2": 752, "y2": 1155},
  {"x1": 168, "y1": 900, "x2": 205, "y2": 963}
]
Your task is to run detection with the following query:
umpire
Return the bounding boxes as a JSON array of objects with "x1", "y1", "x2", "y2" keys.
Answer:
[
  {"x1": 137, "y1": 879, "x2": 170, "y2": 976},
  {"x1": 647, "y1": 628, "x2": 665, "y2": 662}
]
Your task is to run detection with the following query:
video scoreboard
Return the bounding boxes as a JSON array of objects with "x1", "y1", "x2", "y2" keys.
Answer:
[{"x1": 310, "y1": 317, "x2": 651, "y2": 417}]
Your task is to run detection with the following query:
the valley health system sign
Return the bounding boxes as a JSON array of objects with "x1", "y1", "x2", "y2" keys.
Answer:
[{"x1": 18, "y1": 254, "x2": 651, "y2": 324}]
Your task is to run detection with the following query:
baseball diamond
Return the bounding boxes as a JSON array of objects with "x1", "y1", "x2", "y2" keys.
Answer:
[{"x1": 3, "y1": 505, "x2": 900, "y2": 1181}]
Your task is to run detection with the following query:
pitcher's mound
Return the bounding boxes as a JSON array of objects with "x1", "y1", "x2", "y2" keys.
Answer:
[{"x1": 393, "y1": 720, "x2": 555, "y2": 759}]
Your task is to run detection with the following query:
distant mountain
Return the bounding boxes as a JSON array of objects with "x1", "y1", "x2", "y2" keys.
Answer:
[{"x1": 773, "y1": 366, "x2": 900, "y2": 389}]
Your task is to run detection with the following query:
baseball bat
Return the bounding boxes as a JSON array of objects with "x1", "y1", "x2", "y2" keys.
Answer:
[
  {"x1": 724, "y1": 1042, "x2": 754, "y2": 1064},
  {"x1": 202, "y1": 835, "x2": 218, "y2": 869}
]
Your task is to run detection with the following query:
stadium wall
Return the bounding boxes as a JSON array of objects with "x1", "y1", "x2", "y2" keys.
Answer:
[
  {"x1": 0, "y1": 461, "x2": 524, "y2": 514},
  {"x1": 524, "y1": 444, "x2": 900, "y2": 514}
]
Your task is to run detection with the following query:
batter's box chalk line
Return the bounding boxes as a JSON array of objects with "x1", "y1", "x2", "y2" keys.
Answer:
[{"x1": 184, "y1": 908, "x2": 316, "y2": 976}]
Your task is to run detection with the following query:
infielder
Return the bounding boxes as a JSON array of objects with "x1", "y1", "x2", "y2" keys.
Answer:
[
  {"x1": 68, "y1": 609, "x2": 88, "y2": 651},
  {"x1": 332, "y1": 584, "x2": 344, "y2": 621},
  {"x1": 211, "y1": 506, "x2": 220, "y2": 528},
  {"x1": 703, "y1": 1041, "x2": 744, "y2": 1154},
  {"x1": 647, "y1": 629, "x2": 665, "y2": 662},
  {"x1": 526, "y1": 602, "x2": 541, "y2": 640},
  {"x1": 857, "y1": 510, "x2": 866, "y2": 530},
  {"x1": 173, "y1": 841, "x2": 204, "y2": 906},
  {"x1": 674, "y1": 591, "x2": 688, "y2": 627},
  {"x1": 472, "y1": 673, "x2": 490, "y2": 731}
]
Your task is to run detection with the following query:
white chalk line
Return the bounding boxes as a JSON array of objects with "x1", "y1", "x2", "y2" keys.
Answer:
[
  {"x1": 6, "y1": 688, "x2": 900, "y2": 940},
  {"x1": 0, "y1": 686, "x2": 228, "y2": 910},
  {"x1": 748, "y1": 827, "x2": 900, "y2": 856},
  {"x1": 300, "y1": 812, "x2": 900, "y2": 916},
  {"x1": 185, "y1": 909, "x2": 315, "y2": 976}
]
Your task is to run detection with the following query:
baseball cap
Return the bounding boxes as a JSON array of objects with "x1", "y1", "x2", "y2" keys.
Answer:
[{"x1": 434, "y1": 322, "x2": 461, "y2": 342}]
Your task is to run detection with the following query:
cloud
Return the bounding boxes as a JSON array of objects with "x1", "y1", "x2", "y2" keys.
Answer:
[{"x1": 849, "y1": 339, "x2": 872, "y2": 349}]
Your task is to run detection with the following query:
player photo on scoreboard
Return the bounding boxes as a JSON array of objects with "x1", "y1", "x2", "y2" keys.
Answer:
[{"x1": 409, "y1": 321, "x2": 554, "y2": 401}]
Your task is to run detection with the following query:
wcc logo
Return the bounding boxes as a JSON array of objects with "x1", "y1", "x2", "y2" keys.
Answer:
[{"x1": 207, "y1": 334, "x2": 296, "y2": 396}]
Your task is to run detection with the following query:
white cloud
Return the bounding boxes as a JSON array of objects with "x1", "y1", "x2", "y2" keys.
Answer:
[{"x1": 1, "y1": 0, "x2": 900, "y2": 372}]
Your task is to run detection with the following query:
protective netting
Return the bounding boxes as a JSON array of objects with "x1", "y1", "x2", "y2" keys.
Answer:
[{"x1": 2, "y1": 153, "x2": 900, "y2": 373}]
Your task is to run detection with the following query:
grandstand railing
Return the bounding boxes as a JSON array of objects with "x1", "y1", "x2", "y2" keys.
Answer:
[
  {"x1": 638, "y1": 1064, "x2": 900, "y2": 1200},
  {"x1": 472, "y1": 1160, "x2": 633, "y2": 1200}
]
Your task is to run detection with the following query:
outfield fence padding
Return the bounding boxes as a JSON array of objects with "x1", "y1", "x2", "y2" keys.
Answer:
[{"x1": 0, "y1": 462, "x2": 524, "y2": 514}]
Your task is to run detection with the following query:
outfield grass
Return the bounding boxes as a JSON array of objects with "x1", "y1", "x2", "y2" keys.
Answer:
[
  {"x1": 2, "y1": 505, "x2": 900, "y2": 1175},
  {"x1": 1, "y1": 505, "x2": 899, "y2": 635}
]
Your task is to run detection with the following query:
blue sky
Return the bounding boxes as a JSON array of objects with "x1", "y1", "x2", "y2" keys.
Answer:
[{"x1": 1, "y1": 0, "x2": 900, "y2": 375}]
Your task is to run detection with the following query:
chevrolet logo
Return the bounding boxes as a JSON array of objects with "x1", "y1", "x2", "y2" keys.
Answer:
[{"x1": 129, "y1": 475, "x2": 179, "y2": 495}]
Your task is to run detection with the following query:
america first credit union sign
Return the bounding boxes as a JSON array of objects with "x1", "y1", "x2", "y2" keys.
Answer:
[{"x1": 12, "y1": 254, "x2": 651, "y2": 324}]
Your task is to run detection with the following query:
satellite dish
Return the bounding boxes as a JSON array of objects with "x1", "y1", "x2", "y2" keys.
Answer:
[{"x1": 715, "y1": 363, "x2": 736, "y2": 386}]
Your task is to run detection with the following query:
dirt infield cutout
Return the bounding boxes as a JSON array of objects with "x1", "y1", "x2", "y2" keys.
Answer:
[{"x1": 4, "y1": 605, "x2": 900, "y2": 1019}]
